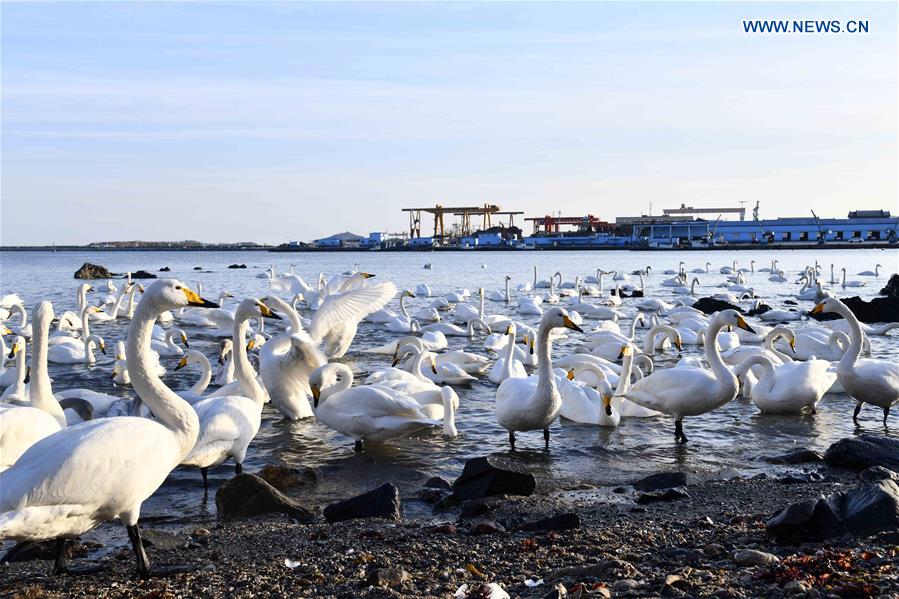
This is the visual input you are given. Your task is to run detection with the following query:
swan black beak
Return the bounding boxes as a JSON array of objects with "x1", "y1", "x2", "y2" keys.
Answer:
[
  {"x1": 604, "y1": 396, "x2": 613, "y2": 416},
  {"x1": 174, "y1": 356, "x2": 188, "y2": 371},
  {"x1": 182, "y1": 335, "x2": 190, "y2": 348},
  {"x1": 100, "y1": 343, "x2": 107, "y2": 355},
  {"x1": 735, "y1": 316, "x2": 756, "y2": 334},
  {"x1": 183, "y1": 288, "x2": 219, "y2": 308},
  {"x1": 563, "y1": 315, "x2": 583, "y2": 333},
  {"x1": 311, "y1": 385, "x2": 321, "y2": 408},
  {"x1": 259, "y1": 303, "x2": 282, "y2": 320}
]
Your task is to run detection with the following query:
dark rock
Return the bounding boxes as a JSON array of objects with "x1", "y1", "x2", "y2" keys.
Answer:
[
  {"x1": 418, "y1": 488, "x2": 445, "y2": 503},
  {"x1": 367, "y1": 566, "x2": 411, "y2": 587},
  {"x1": 424, "y1": 476, "x2": 452, "y2": 490},
  {"x1": 74, "y1": 262, "x2": 111, "y2": 279},
  {"x1": 637, "y1": 487, "x2": 690, "y2": 504},
  {"x1": 159, "y1": 266, "x2": 171, "y2": 272},
  {"x1": 548, "y1": 559, "x2": 642, "y2": 582},
  {"x1": 778, "y1": 472, "x2": 824, "y2": 484},
  {"x1": 215, "y1": 474, "x2": 313, "y2": 521},
  {"x1": 447, "y1": 456, "x2": 536, "y2": 504},
  {"x1": 323, "y1": 483, "x2": 402, "y2": 523},
  {"x1": 257, "y1": 464, "x2": 317, "y2": 491},
  {"x1": 880, "y1": 274, "x2": 899, "y2": 298},
  {"x1": 767, "y1": 479, "x2": 899, "y2": 541},
  {"x1": 459, "y1": 498, "x2": 490, "y2": 519},
  {"x1": 633, "y1": 472, "x2": 687, "y2": 492},
  {"x1": 140, "y1": 529, "x2": 188, "y2": 551},
  {"x1": 193, "y1": 266, "x2": 202, "y2": 270},
  {"x1": 763, "y1": 449, "x2": 823, "y2": 465},
  {"x1": 809, "y1": 295, "x2": 899, "y2": 323},
  {"x1": 518, "y1": 512, "x2": 581, "y2": 532},
  {"x1": 783, "y1": 299, "x2": 799, "y2": 306},
  {"x1": 428, "y1": 522, "x2": 457, "y2": 534},
  {"x1": 693, "y1": 297, "x2": 744, "y2": 315},
  {"x1": 130, "y1": 270, "x2": 157, "y2": 279},
  {"x1": 824, "y1": 435, "x2": 899, "y2": 471},
  {"x1": 860, "y1": 466, "x2": 899, "y2": 483},
  {"x1": 1, "y1": 539, "x2": 100, "y2": 563},
  {"x1": 469, "y1": 520, "x2": 505, "y2": 535},
  {"x1": 227, "y1": 264, "x2": 248, "y2": 269},
  {"x1": 732, "y1": 549, "x2": 780, "y2": 566}
]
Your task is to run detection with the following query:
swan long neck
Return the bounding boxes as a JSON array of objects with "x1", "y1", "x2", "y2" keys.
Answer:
[
  {"x1": 110, "y1": 284, "x2": 130, "y2": 318},
  {"x1": 643, "y1": 324, "x2": 677, "y2": 355},
  {"x1": 77, "y1": 285, "x2": 88, "y2": 311},
  {"x1": 534, "y1": 320, "x2": 557, "y2": 405},
  {"x1": 29, "y1": 306, "x2": 66, "y2": 428},
  {"x1": 190, "y1": 354, "x2": 212, "y2": 395},
  {"x1": 322, "y1": 364, "x2": 354, "y2": 401},
  {"x1": 734, "y1": 355, "x2": 775, "y2": 391},
  {"x1": 505, "y1": 277, "x2": 510, "y2": 301},
  {"x1": 83, "y1": 335, "x2": 98, "y2": 364},
  {"x1": 13, "y1": 343, "x2": 27, "y2": 384},
  {"x1": 533, "y1": 266, "x2": 537, "y2": 287},
  {"x1": 127, "y1": 299, "x2": 199, "y2": 451},
  {"x1": 764, "y1": 328, "x2": 793, "y2": 363},
  {"x1": 502, "y1": 326, "x2": 518, "y2": 379},
  {"x1": 479, "y1": 289, "x2": 485, "y2": 320},
  {"x1": 233, "y1": 318, "x2": 266, "y2": 407},
  {"x1": 703, "y1": 315, "x2": 738, "y2": 390},
  {"x1": 836, "y1": 303, "x2": 864, "y2": 371},
  {"x1": 12, "y1": 304, "x2": 28, "y2": 329},
  {"x1": 80, "y1": 305, "x2": 93, "y2": 338},
  {"x1": 441, "y1": 387, "x2": 457, "y2": 437},
  {"x1": 628, "y1": 315, "x2": 643, "y2": 340},
  {"x1": 614, "y1": 350, "x2": 634, "y2": 396},
  {"x1": 400, "y1": 294, "x2": 409, "y2": 319}
]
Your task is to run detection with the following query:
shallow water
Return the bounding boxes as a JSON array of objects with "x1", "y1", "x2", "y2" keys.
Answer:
[{"x1": 1, "y1": 248, "x2": 897, "y2": 547}]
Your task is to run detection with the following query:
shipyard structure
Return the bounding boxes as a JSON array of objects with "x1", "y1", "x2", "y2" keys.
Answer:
[{"x1": 275, "y1": 203, "x2": 898, "y2": 252}]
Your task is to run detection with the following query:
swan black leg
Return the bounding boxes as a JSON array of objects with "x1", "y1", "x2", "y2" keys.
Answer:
[
  {"x1": 508, "y1": 431, "x2": 516, "y2": 451},
  {"x1": 54, "y1": 538, "x2": 104, "y2": 576},
  {"x1": 234, "y1": 462, "x2": 243, "y2": 475},
  {"x1": 853, "y1": 402, "x2": 863, "y2": 424},
  {"x1": 127, "y1": 524, "x2": 151, "y2": 580},
  {"x1": 354, "y1": 440, "x2": 363, "y2": 452},
  {"x1": 200, "y1": 467, "x2": 209, "y2": 489},
  {"x1": 543, "y1": 428, "x2": 550, "y2": 450},
  {"x1": 884, "y1": 407, "x2": 890, "y2": 426},
  {"x1": 675, "y1": 420, "x2": 688, "y2": 444}
]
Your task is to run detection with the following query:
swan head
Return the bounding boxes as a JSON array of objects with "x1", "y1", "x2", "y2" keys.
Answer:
[
  {"x1": 86, "y1": 335, "x2": 106, "y2": 354},
  {"x1": 716, "y1": 309, "x2": 756, "y2": 334},
  {"x1": 234, "y1": 298, "x2": 281, "y2": 323},
  {"x1": 144, "y1": 279, "x2": 219, "y2": 311},
  {"x1": 8, "y1": 335, "x2": 25, "y2": 358},
  {"x1": 543, "y1": 307, "x2": 583, "y2": 333},
  {"x1": 218, "y1": 339, "x2": 233, "y2": 364},
  {"x1": 1, "y1": 325, "x2": 12, "y2": 336},
  {"x1": 309, "y1": 363, "x2": 347, "y2": 408},
  {"x1": 174, "y1": 349, "x2": 205, "y2": 371},
  {"x1": 810, "y1": 297, "x2": 843, "y2": 316},
  {"x1": 402, "y1": 290, "x2": 416, "y2": 298}
]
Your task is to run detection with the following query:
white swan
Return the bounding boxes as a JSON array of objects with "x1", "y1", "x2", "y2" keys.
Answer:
[
  {"x1": 495, "y1": 307, "x2": 583, "y2": 449},
  {"x1": 310, "y1": 363, "x2": 454, "y2": 452},
  {"x1": 4, "y1": 304, "x2": 32, "y2": 338},
  {"x1": 47, "y1": 334, "x2": 106, "y2": 365},
  {"x1": 489, "y1": 324, "x2": 528, "y2": 384},
  {"x1": 559, "y1": 369, "x2": 619, "y2": 426},
  {"x1": 857, "y1": 264, "x2": 882, "y2": 277},
  {"x1": 840, "y1": 268, "x2": 865, "y2": 288},
  {"x1": 733, "y1": 355, "x2": 836, "y2": 414},
  {"x1": 386, "y1": 290, "x2": 417, "y2": 332},
  {"x1": 0, "y1": 302, "x2": 67, "y2": 471},
  {"x1": 173, "y1": 349, "x2": 213, "y2": 404},
  {"x1": 487, "y1": 276, "x2": 512, "y2": 302},
  {"x1": 811, "y1": 298, "x2": 899, "y2": 424},
  {"x1": 619, "y1": 310, "x2": 755, "y2": 443},
  {"x1": 0, "y1": 280, "x2": 216, "y2": 578},
  {"x1": 150, "y1": 328, "x2": 189, "y2": 357},
  {"x1": 181, "y1": 298, "x2": 280, "y2": 485},
  {"x1": 0, "y1": 337, "x2": 28, "y2": 404},
  {"x1": 421, "y1": 318, "x2": 490, "y2": 337}
]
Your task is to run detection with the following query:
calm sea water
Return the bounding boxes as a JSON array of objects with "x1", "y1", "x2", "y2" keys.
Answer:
[{"x1": 1, "y1": 248, "x2": 897, "y2": 545}]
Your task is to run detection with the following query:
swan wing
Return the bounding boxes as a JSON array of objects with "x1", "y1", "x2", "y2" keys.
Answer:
[
  {"x1": 624, "y1": 368, "x2": 726, "y2": 417},
  {"x1": 309, "y1": 282, "x2": 397, "y2": 343}
]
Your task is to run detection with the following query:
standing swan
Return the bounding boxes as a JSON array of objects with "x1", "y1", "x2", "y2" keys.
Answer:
[
  {"x1": 495, "y1": 307, "x2": 583, "y2": 450},
  {"x1": 620, "y1": 310, "x2": 755, "y2": 443},
  {"x1": 0, "y1": 280, "x2": 218, "y2": 578},
  {"x1": 0, "y1": 303, "x2": 66, "y2": 470},
  {"x1": 811, "y1": 298, "x2": 899, "y2": 424}
]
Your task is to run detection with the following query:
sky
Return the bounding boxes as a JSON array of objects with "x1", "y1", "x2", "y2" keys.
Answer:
[{"x1": 1, "y1": 1, "x2": 896, "y2": 245}]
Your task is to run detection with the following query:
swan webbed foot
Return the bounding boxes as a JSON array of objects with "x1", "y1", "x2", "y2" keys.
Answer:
[
  {"x1": 54, "y1": 538, "x2": 106, "y2": 576},
  {"x1": 852, "y1": 402, "x2": 863, "y2": 425},
  {"x1": 543, "y1": 428, "x2": 550, "y2": 450},
  {"x1": 200, "y1": 467, "x2": 209, "y2": 489},
  {"x1": 508, "y1": 431, "x2": 516, "y2": 451},
  {"x1": 126, "y1": 524, "x2": 151, "y2": 580},
  {"x1": 234, "y1": 462, "x2": 243, "y2": 476},
  {"x1": 354, "y1": 440, "x2": 363, "y2": 453}
]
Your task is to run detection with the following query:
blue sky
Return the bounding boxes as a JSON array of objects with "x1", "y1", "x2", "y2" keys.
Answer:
[{"x1": 2, "y1": 2, "x2": 896, "y2": 245}]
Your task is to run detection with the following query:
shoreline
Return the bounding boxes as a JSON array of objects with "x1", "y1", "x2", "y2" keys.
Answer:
[{"x1": 2, "y1": 452, "x2": 896, "y2": 598}]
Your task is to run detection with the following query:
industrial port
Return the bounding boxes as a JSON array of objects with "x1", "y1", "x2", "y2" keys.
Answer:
[{"x1": 274, "y1": 203, "x2": 899, "y2": 252}]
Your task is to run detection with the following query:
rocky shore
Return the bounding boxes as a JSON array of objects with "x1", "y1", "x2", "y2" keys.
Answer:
[{"x1": 2, "y1": 436, "x2": 898, "y2": 599}]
